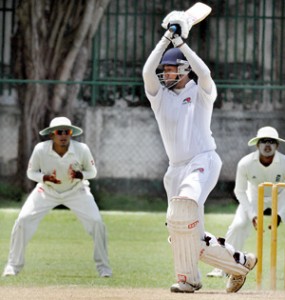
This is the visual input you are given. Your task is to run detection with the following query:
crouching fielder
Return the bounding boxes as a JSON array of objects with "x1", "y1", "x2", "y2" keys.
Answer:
[
  {"x1": 142, "y1": 10, "x2": 257, "y2": 293},
  {"x1": 2, "y1": 117, "x2": 112, "y2": 278}
]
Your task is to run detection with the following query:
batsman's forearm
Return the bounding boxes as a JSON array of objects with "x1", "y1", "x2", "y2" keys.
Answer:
[
  {"x1": 179, "y1": 43, "x2": 210, "y2": 77},
  {"x1": 142, "y1": 32, "x2": 171, "y2": 96},
  {"x1": 179, "y1": 43, "x2": 213, "y2": 93}
]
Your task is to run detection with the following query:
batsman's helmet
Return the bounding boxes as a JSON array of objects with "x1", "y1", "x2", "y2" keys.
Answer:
[
  {"x1": 159, "y1": 47, "x2": 187, "y2": 66},
  {"x1": 157, "y1": 48, "x2": 191, "y2": 88}
]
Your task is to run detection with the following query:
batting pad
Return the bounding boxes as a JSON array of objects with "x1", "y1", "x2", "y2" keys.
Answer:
[
  {"x1": 166, "y1": 197, "x2": 201, "y2": 285},
  {"x1": 200, "y1": 233, "x2": 249, "y2": 276}
]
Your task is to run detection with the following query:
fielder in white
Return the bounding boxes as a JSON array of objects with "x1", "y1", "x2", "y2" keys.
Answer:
[
  {"x1": 2, "y1": 117, "x2": 112, "y2": 278},
  {"x1": 142, "y1": 11, "x2": 257, "y2": 293},
  {"x1": 208, "y1": 126, "x2": 285, "y2": 278}
]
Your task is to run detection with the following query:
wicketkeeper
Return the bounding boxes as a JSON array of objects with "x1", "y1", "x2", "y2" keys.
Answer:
[
  {"x1": 142, "y1": 9, "x2": 257, "y2": 293},
  {"x1": 207, "y1": 126, "x2": 285, "y2": 278}
]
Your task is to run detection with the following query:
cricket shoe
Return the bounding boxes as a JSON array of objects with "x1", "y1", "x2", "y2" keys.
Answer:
[
  {"x1": 206, "y1": 268, "x2": 225, "y2": 278},
  {"x1": 170, "y1": 282, "x2": 202, "y2": 293},
  {"x1": 226, "y1": 274, "x2": 246, "y2": 293},
  {"x1": 100, "y1": 272, "x2": 112, "y2": 278},
  {"x1": 243, "y1": 253, "x2": 258, "y2": 271},
  {"x1": 99, "y1": 268, "x2": 112, "y2": 278},
  {"x1": 226, "y1": 253, "x2": 257, "y2": 293},
  {"x1": 2, "y1": 265, "x2": 18, "y2": 277}
]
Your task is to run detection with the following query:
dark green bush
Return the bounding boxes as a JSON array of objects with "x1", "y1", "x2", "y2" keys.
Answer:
[{"x1": 0, "y1": 182, "x2": 23, "y2": 202}]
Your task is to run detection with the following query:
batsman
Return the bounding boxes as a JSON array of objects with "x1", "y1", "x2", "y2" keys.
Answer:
[{"x1": 142, "y1": 4, "x2": 257, "y2": 293}]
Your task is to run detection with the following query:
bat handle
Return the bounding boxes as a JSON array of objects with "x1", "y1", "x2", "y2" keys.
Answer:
[{"x1": 169, "y1": 25, "x2": 177, "y2": 33}]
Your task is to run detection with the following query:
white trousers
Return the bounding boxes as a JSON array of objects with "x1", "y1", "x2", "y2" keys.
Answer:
[
  {"x1": 6, "y1": 184, "x2": 111, "y2": 275},
  {"x1": 164, "y1": 150, "x2": 222, "y2": 236},
  {"x1": 163, "y1": 151, "x2": 253, "y2": 280}
]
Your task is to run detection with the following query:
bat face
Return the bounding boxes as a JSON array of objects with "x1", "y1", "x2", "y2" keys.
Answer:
[
  {"x1": 185, "y1": 2, "x2": 212, "y2": 25},
  {"x1": 163, "y1": 2, "x2": 212, "y2": 37}
]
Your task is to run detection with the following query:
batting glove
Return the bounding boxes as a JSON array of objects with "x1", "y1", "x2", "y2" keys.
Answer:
[{"x1": 162, "y1": 11, "x2": 193, "y2": 39}]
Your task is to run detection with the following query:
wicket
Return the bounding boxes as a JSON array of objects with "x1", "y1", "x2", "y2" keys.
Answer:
[{"x1": 256, "y1": 182, "x2": 285, "y2": 290}]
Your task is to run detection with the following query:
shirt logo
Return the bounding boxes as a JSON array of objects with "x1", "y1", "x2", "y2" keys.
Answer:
[
  {"x1": 182, "y1": 97, "x2": 191, "y2": 105},
  {"x1": 194, "y1": 168, "x2": 204, "y2": 173},
  {"x1": 276, "y1": 174, "x2": 281, "y2": 182}
]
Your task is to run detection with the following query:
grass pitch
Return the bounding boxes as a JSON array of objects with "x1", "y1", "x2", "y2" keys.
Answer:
[{"x1": 0, "y1": 207, "x2": 284, "y2": 293}]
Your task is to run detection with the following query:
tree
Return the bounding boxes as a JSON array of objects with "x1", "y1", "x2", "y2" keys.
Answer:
[{"x1": 12, "y1": 0, "x2": 110, "y2": 190}]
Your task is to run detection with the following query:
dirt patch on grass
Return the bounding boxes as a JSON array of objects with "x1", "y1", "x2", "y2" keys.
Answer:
[{"x1": 0, "y1": 287, "x2": 284, "y2": 300}]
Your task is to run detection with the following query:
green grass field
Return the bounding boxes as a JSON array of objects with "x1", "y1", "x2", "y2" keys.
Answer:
[{"x1": 0, "y1": 206, "x2": 284, "y2": 292}]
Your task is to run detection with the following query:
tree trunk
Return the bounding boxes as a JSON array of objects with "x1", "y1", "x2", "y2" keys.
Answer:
[{"x1": 13, "y1": 0, "x2": 111, "y2": 191}]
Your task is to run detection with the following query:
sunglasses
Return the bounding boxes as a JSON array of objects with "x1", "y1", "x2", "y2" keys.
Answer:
[
  {"x1": 259, "y1": 138, "x2": 277, "y2": 144},
  {"x1": 53, "y1": 129, "x2": 73, "y2": 136}
]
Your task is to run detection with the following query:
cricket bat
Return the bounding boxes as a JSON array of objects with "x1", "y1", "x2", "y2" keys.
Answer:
[{"x1": 169, "y1": 2, "x2": 212, "y2": 33}]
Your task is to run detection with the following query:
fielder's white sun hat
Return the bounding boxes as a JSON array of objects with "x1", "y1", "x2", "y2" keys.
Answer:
[
  {"x1": 248, "y1": 126, "x2": 285, "y2": 146},
  {"x1": 39, "y1": 116, "x2": 83, "y2": 136}
]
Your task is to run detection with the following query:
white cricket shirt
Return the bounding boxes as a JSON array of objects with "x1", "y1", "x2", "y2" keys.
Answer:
[
  {"x1": 146, "y1": 81, "x2": 217, "y2": 165},
  {"x1": 27, "y1": 140, "x2": 97, "y2": 196},
  {"x1": 234, "y1": 150, "x2": 285, "y2": 219},
  {"x1": 143, "y1": 34, "x2": 217, "y2": 165}
]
